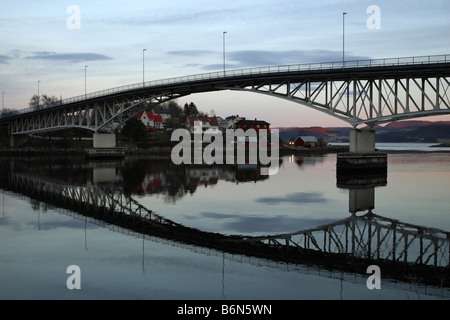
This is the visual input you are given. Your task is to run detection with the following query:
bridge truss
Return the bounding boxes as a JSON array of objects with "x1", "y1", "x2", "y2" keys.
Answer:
[
  {"x1": 1, "y1": 55, "x2": 450, "y2": 135},
  {"x1": 227, "y1": 65, "x2": 450, "y2": 127}
]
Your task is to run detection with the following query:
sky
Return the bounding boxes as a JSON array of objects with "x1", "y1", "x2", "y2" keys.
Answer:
[{"x1": 1, "y1": 0, "x2": 450, "y2": 127}]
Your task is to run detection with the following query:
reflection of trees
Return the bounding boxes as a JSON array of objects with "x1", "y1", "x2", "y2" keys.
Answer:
[
  {"x1": 119, "y1": 160, "x2": 269, "y2": 204},
  {"x1": 119, "y1": 159, "x2": 189, "y2": 203},
  {"x1": 120, "y1": 159, "x2": 149, "y2": 196}
]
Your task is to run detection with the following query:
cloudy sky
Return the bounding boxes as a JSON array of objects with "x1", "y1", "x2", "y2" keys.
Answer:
[{"x1": 1, "y1": 0, "x2": 449, "y2": 127}]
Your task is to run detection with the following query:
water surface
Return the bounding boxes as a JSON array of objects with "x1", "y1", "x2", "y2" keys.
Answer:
[{"x1": 1, "y1": 146, "x2": 449, "y2": 300}]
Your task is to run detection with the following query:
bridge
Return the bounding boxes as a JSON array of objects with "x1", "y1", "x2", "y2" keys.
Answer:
[
  {"x1": 1, "y1": 168, "x2": 449, "y2": 288},
  {"x1": 1, "y1": 54, "x2": 450, "y2": 151}
]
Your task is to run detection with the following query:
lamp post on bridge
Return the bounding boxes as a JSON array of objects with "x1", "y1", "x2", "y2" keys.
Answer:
[
  {"x1": 343, "y1": 12, "x2": 347, "y2": 68},
  {"x1": 84, "y1": 65, "x2": 88, "y2": 98},
  {"x1": 1, "y1": 91, "x2": 5, "y2": 113},
  {"x1": 143, "y1": 48, "x2": 147, "y2": 87},
  {"x1": 223, "y1": 31, "x2": 227, "y2": 75}
]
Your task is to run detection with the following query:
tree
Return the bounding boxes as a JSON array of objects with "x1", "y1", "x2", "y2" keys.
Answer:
[
  {"x1": 29, "y1": 95, "x2": 40, "y2": 107},
  {"x1": 41, "y1": 94, "x2": 58, "y2": 105},
  {"x1": 29, "y1": 94, "x2": 58, "y2": 107},
  {"x1": 120, "y1": 117, "x2": 147, "y2": 141},
  {"x1": 184, "y1": 102, "x2": 199, "y2": 117},
  {"x1": 165, "y1": 100, "x2": 183, "y2": 118}
]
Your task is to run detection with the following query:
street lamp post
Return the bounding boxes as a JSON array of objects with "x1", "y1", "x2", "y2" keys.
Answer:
[
  {"x1": 37, "y1": 80, "x2": 41, "y2": 106},
  {"x1": 223, "y1": 31, "x2": 227, "y2": 75},
  {"x1": 143, "y1": 48, "x2": 147, "y2": 86},
  {"x1": 343, "y1": 12, "x2": 347, "y2": 68},
  {"x1": 2, "y1": 91, "x2": 5, "y2": 113},
  {"x1": 84, "y1": 66, "x2": 88, "y2": 97}
]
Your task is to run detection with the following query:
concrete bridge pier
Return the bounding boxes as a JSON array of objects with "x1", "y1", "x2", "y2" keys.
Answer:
[
  {"x1": 85, "y1": 132, "x2": 125, "y2": 159},
  {"x1": 337, "y1": 129, "x2": 387, "y2": 174},
  {"x1": 93, "y1": 133, "x2": 117, "y2": 148},
  {"x1": 9, "y1": 134, "x2": 28, "y2": 148}
]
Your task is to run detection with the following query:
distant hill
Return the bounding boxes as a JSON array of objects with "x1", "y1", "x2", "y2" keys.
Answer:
[{"x1": 276, "y1": 121, "x2": 450, "y2": 143}]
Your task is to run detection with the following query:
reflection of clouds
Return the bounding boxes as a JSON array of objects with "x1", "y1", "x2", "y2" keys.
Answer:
[
  {"x1": 199, "y1": 211, "x2": 337, "y2": 233},
  {"x1": 255, "y1": 192, "x2": 327, "y2": 205},
  {"x1": 25, "y1": 219, "x2": 91, "y2": 230}
]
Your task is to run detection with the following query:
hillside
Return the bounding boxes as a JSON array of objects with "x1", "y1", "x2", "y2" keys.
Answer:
[{"x1": 277, "y1": 121, "x2": 450, "y2": 143}]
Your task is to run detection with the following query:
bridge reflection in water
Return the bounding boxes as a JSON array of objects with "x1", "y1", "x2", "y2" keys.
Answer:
[{"x1": 1, "y1": 159, "x2": 449, "y2": 291}]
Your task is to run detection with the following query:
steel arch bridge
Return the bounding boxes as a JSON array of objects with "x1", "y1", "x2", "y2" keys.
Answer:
[{"x1": 1, "y1": 54, "x2": 450, "y2": 136}]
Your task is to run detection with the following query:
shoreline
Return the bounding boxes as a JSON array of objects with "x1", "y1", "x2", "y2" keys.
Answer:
[{"x1": 1, "y1": 143, "x2": 450, "y2": 158}]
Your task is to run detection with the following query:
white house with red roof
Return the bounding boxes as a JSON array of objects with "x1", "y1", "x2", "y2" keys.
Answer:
[{"x1": 137, "y1": 111, "x2": 164, "y2": 132}]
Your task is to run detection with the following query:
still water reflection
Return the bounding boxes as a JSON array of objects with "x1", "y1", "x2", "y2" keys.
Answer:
[{"x1": 0, "y1": 149, "x2": 449, "y2": 300}]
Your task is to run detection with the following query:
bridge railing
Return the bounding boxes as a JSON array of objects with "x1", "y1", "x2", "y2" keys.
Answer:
[{"x1": 1, "y1": 54, "x2": 449, "y2": 120}]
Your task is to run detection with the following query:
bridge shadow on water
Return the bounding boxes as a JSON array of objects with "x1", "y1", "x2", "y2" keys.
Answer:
[{"x1": 0, "y1": 157, "x2": 449, "y2": 294}]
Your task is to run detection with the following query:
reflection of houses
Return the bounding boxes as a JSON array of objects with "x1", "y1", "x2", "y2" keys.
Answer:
[
  {"x1": 186, "y1": 116, "x2": 221, "y2": 134},
  {"x1": 133, "y1": 164, "x2": 269, "y2": 196},
  {"x1": 136, "y1": 171, "x2": 165, "y2": 194},
  {"x1": 185, "y1": 167, "x2": 219, "y2": 188},
  {"x1": 235, "y1": 164, "x2": 269, "y2": 183}
]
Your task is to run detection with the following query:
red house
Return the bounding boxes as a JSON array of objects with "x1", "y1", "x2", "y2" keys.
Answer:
[
  {"x1": 293, "y1": 136, "x2": 326, "y2": 148},
  {"x1": 234, "y1": 118, "x2": 270, "y2": 132}
]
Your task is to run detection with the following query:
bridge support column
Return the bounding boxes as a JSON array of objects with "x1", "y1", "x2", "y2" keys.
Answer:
[
  {"x1": 93, "y1": 133, "x2": 116, "y2": 148},
  {"x1": 85, "y1": 133, "x2": 125, "y2": 159},
  {"x1": 9, "y1": 135, "x2": 28, "y2": 148},
  {"x1": 337, "y1": 129, "x2": 387, "y2": 174},
  {"x1": 349, "y1": 129, "x2": 375, "y2": 153}
]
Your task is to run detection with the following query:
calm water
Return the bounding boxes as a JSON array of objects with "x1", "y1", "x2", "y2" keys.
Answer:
[{"x1": 1, "y1": 144, "x2": 450, "y2": 300}]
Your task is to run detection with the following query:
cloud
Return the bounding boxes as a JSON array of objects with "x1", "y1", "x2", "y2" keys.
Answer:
[
  {"x1": 199, "y1": 211, "x2": 337, "y2": 233},
  {"x1": 103, "y1": 7, "x2": 245, "y2": 26},
  {"x1": 0, "y1": 54, "x2": 12, "y2": 64},
  {"x1": 255, "y1": 192, "x2": 327, "y2": 205},
  {"x1": 26, "y1": 51, "x2": 113, "y2": 63},
  {"x1": 194, "y1": 49, "x2": 371, "y2": 70},
  {"x1": 167, "y1": 50, "x2": 215, "y2": 57}
]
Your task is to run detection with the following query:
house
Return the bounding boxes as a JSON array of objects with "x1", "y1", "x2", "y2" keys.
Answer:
[
  {"x1": 219, "y1": 115, "x2": 245, "y2": 130},
  {"x1": 292, "y1": 136, "x2": 327, "y2": 148},
  {"x1": 186, "y1": 116, "x2": 221, "y2": 135},
  {"x1": 137, "y1": 111, "x2": 164, "y2": 132},
  {"x1": 293, "y1": 136, "x2": 318, "y2": 147},
  {"x1": 154, "y1": 108, "x2": 172, "y2": 123},
  {"x1": 234, "y1": 118, "x2": 270, "y2": 132}
]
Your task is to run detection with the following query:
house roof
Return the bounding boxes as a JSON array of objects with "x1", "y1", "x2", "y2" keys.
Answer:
[
  {"x1": 137, "y1": 111, "x2": 154, "y2": 120},
  {"x1": 155, "y1": 109, "x2": 171, "y2": 114},
  {"x1": 187, "y1": 116, "x2": 219, "y2": 127},
  {"x1": 236, "y1": 119, "x2": 270, "y2": 126},
  {"x1": 296, "y1": 136, "x2": 318, "y2": 143}
]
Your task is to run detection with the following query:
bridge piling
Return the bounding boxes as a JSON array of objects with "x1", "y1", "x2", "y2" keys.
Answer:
[
  {"x1": 337, "y1": 129, "x2": 387, "y2": 175},
  {"x1": 85, "y1": 133, "x2": 125, "y2": 159}
]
